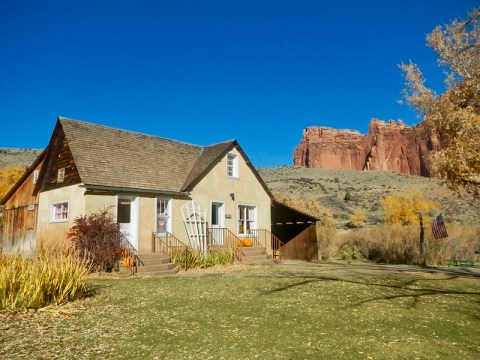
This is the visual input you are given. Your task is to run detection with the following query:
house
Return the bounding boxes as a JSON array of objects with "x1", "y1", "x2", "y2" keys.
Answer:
[{"x1": 1, "y1": 117, "x2": 318, "y2": 266}]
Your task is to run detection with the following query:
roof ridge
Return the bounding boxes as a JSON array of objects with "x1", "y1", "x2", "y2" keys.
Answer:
[{"x1": 58, "y1": 116, "x2": 201, "y2": 149}]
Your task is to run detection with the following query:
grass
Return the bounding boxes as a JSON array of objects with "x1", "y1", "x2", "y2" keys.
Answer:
[
  {"x1": 0, "y1": 252, "x2": 91, "y2": 310},
  {"x1": 1, "y1": 262, "x2": 479, "y2": 359}
]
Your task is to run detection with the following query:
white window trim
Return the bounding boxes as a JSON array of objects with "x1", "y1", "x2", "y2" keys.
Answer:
[
  {"x1": 210, "y1": 200, "x2": 225, "y2": 228},
  {"x1": 33, "y1": 170, "x2": 39, "y2": 184},
  {"x1": 50, "y1": 201, "x2": 69, "y2": 223},
  {"x1": 57, "y1": 167, "x2": 65, "y2": 183},
  {"x1": 237, "y1": 204, "x2": 256, "y2": 237},
  {"x1": 226, "y1": 153, "x2": 239, "y2": 179},
  {"x1": 155, "y1": 198, "x2": 172, "y2": 234}
]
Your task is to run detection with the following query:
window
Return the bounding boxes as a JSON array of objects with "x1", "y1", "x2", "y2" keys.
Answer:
[
  {"x1": 227, "y1": 153, "x2": 238, "y2": 178},
  {"x1": 33, "y1": 170, "x2": 39, "y2": 184},
  {"x1": 51, "y1": 202, "x2": 69, "y2": 222},
  {"x1": 238, "y1": 205, "x2": 255, "y2": 236},
  {"x1": 57, "y1": 168, "x2": 65, "y2": 183},
  {"x1": 156, "y1": 199, "x2": 170, "y2": 234}
]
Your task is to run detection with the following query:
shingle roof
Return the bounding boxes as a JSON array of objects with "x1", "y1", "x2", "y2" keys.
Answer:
[{"x1": 59, "y1": 117, "x2": 230, "y2": 194}]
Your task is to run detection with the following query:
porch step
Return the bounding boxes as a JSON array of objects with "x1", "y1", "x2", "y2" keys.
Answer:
[
  {"x1": 238, "y1": 246, "x2": 275, "y2": 265},
  {"x1": 128, "y1": 253, "x2": 178, "y2": 276}
]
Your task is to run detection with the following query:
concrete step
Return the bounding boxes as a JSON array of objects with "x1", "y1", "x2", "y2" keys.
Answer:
[
  {"x1": 137, "y1": 257, "x2": 172, "y2": 266},
  {"x1": 240, "y1": 249, "x2": 266, "y2": 256},
  {"x1": 242, "y1": 254, "x2": 270, "y2": 261},
  {"x1": 136, "y1": 263, "x2": 177, "y2": 273},
  {"x1": 137, "y1": 253, "x2": 171, "y2": 260}
]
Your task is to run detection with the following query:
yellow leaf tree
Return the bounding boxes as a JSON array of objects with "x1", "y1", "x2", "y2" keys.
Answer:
[
  {"x1": 0, "y1": 166, "x2": 26, "y2": 200},
  {"x1": 400, "y1": 8, "x2": 480, "y2": 195},
  {"x1": 382, "y1": 189, "x2": 439, "y2": 265},
  {"x1": 349, "y1": 208, "x2": 367, "y2": 228}
]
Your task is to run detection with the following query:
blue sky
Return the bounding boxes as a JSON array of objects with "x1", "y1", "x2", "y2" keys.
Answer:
[{"x1": 0, "y1": 0, "x2": 475, "y2": 167}]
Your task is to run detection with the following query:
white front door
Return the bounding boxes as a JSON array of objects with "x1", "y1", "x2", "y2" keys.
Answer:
[
  {"x1": 117, "y1": 196, "x2": 139, "y2": 249},
  {"x1": 211, "y1": 202, "x2": 225, "y2": 245}
]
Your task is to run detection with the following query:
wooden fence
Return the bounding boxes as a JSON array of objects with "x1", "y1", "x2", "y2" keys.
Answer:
[{"x1": 280, "y1": 224, "x2": 318, "y2": 261}]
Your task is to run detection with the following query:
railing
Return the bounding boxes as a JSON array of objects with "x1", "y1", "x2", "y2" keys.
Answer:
[
  {"x1": 207, "y1": 228, "x2": 244, "y2": 261},
  {"x1": 119, "y1": 233, "x2": 139, "y2": 275},
  {"x1": 249, "y1": 229, "x2": 285, "y2": 261},
  {"x1": 151, "y1": 232, "x2": 185, "y2": 255}
]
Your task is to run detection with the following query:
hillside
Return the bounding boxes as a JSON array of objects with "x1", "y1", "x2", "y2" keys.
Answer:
[
  {"x1": 259, "y1": 166, "x2": 480, "y2": 226},
  {"x1": 0, "y1": 148, "x2": 43, "y2": 169}
]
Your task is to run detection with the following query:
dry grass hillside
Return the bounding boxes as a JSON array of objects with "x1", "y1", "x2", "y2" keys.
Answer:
[
  {"x1": 0, "y1": 148, "x2": 43, "y2": 169},
  {"x1": 259, "y1": 166, "x2": 480, "y2": 227}
]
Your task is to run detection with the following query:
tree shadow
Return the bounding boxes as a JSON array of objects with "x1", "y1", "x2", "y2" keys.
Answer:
[{"x1": 260, "y1": 265, "x2": 480, "y2": 309}]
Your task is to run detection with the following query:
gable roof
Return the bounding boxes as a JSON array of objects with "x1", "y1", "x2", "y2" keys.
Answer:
[
  {"x1": 57, "y1": 117, "x2": 201, "y2": 194},
  {"x1": 42, "y1": 117, "x2": 273, "y2": 197}
]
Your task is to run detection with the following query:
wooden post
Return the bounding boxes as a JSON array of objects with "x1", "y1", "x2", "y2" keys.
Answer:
[{"x1": 419, "y1": 212, "x2": 426, "y2": 266}]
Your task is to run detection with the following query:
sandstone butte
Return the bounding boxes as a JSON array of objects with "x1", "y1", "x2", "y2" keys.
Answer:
[{"x1": 293, "y1": 118, "x2": 445, "y2": 177}]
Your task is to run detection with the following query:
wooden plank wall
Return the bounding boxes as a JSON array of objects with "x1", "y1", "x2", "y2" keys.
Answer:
[
  {"x1": 3, "y1": 206, "x2": 37, "y2": 251},
  {"x1": 281, "y1": 224, "x2": 318, "y2": 261}
]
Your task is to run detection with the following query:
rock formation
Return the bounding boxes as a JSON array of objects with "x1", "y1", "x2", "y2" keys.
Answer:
[{"x1": 293, "y1": 119, "x2": 443, "y2": 177}]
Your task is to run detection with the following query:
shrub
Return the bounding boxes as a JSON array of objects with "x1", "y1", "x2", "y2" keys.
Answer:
[
  {"x1": 0, "y1": 251, "x2": 91, "y2": 311},
  {"x1": 171, "y1": 247, "x2": 234, "y2": 271},
  {"x1": 340, "y1": 244, "x2": 363, "y2": 261},
  {"x1": 68, "y1": 209, "x2": 123, "y2": 272},
  {"x1": 335, "y1": 223, "x2": 480, "y2": 265},
  {"x1": 348, "y1": 208, "x2": 367, "y2": 228}
]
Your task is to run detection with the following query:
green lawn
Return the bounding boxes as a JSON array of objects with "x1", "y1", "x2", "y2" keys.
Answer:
[{"x1": 1, "y1": 262, "x2": 479, "y2": 359}]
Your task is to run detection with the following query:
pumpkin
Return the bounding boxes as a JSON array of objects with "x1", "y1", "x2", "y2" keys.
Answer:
[
  {"x1": 237, "y1": 239, "x2": 244, "y2": 247},
  {"x1": 243, "y1": 238, "x2": 253, "y2": 247}
]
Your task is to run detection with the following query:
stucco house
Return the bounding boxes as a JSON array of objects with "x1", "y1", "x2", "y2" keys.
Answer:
[{"x1": 1, "y1": 117, "x2": 318, "y2": 270}]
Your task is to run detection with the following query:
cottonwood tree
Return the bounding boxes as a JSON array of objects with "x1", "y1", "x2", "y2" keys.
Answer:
[
  {"x1": 0, "y1": 166, "x2": 26, "y2": 200},
  {"x1": 400, "y1": 8, "x2": 480, "y2": 195},
  {"x1": 382, "y1": 189, "x2": 439, "y2": 265}
]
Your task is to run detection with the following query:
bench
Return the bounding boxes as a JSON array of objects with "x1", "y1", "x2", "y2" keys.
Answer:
[{"x1": 447, "y1": 259, "x2": 475, "y2": 267}]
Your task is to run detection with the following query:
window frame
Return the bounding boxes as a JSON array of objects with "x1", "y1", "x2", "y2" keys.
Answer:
[
  {"x1": 33, "y1": 169, "x2": 39, "y2": 184},
  {"x1": 57, "y1": 167, "x2": 65, "y2": 183},
  {"x1": 237, "y1": 204, "x2": 256, "y2": 236},
  {"x1": 226, "y1": 153, "x2": 238, "y2": 179},
  {"x1": 50, "y1": 201, "x2": 69, "y2": 223}
]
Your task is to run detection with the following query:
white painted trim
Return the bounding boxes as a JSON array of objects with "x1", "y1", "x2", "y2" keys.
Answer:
[
  {"x1": 155, "y1": 198, "x2": 172, "y2": 234},
  {"x1": 210, "y1": 200, "x2": 225, "y2": 228},
  {"x1": 50, "y1": 200, "x2": 70, "y2": 223},
  {"x1": 226, "y1": 152, "x2": 239, "y2": 179},
  {"x1": 116, "y1": 195, "x2": 139, "y2": 249},
  {"x1": 237, "y1": 203, "x2": 257, "y2": 237}
]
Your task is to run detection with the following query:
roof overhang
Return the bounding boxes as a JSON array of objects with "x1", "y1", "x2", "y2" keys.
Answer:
[{"x1": 81, "y1": 184, "x2": 190, "y2": 197}]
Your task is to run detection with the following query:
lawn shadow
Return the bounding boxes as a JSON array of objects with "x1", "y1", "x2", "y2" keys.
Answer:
[{"x1": 260, "y1": 263, "x2": 480, "y2": 309}]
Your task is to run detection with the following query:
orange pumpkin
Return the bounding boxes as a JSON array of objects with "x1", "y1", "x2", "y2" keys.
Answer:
[
  {"x1": 243, "y1": 238, "x2": 253, "y2": 247},
  {"x1": 237, "y1": 239, "x2": 244, "y2": 247}
]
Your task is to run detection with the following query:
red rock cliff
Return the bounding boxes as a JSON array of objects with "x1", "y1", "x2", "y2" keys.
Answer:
[{"x1": 293, "y1": 119, "x2": 442, "y2": 176}]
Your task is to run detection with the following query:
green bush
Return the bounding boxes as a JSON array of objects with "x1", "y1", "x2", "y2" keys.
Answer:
[
  {"x1": 171, "y1": 247, "x2": 234, "y2": 271},
  {"x1": 339, "y1": 244, "x2": 363, "y2": 261},
  {"x1": 0, "y1": 252, "x2": 91, "y2": 311}
]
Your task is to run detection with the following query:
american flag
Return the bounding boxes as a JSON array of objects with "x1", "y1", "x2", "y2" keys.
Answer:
[{"x1": 431, "y1": 213, "x2": 448, "y2": 239}]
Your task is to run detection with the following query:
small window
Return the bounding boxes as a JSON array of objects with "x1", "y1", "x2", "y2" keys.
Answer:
[
  {"x1": 57, "y1": 168, "x2": 65, "y2": 183},
  {"x1": 33, "y1": 170, "x2": 39, "y2": 184},
  {"x1": 227, "y1": 153, "x2": 238, "y2": 178},
  {"x1": 51, "y1": 202, "x2": 69, "y2": 222}
]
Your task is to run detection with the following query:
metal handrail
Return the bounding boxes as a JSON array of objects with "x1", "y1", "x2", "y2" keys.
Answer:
[
  {"x1": 119, "y1": 233, "x2": 139, "y2": 274},
  {"x1": 207, "y1": 228, "x2": 244, "y2": 261},
  {"x1": 249, "y1": 229, "x2": 284, "y2": 261},
  {"x1": 151, "y1": 231, "x2": 185, "y2": 255}
]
